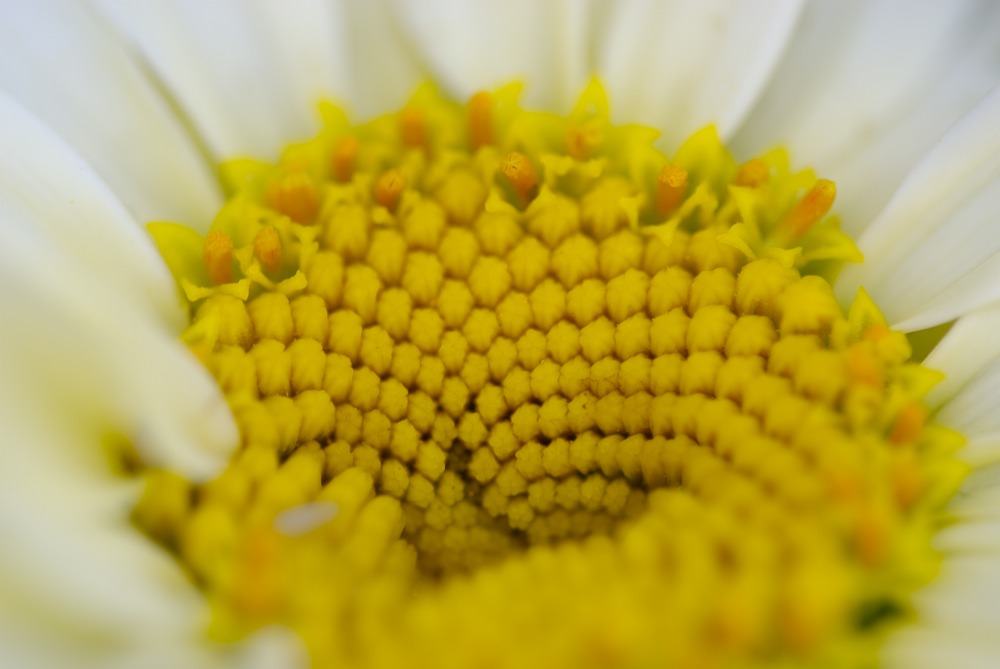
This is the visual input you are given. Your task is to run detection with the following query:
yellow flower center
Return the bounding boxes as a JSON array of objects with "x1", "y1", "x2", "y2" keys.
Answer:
[{"x1": 141, "y1": 81, "x2": 966, "y2": 668}]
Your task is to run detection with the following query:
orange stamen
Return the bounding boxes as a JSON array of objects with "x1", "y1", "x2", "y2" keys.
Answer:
[
  {"x1": 375, "y1": 169, "x2": 406, "y2": 211},
  {"x1": 253, "y1": 226, "x2": 282, "y2": 272},
  {"x1": 891, "y1": 455, "x2": 922, "y2": 509},
  {"x1": 889, "y1": 403, "x2": 925, "y2": 445},
  {"x1": 266, "y1": 170, "x2": 320, "y2": 224},
  {"x1": 734, "y1": 159, "x2": 770, "y2": 188},
  {"x1": 501, "y1": 152, "x2": 539, "y2": 203},
  {"x1": 779, "y1": 179, "x2": 836, "y2": 238},
  {"x1": 846, "y1": 347, "x2": 883, "y2": 389},
  {"x1": 332, "y1": 136, "x2": 359, "y2": 183},
  {"x1": 468, "y1": 91, "x2": 493, "y2": 149},
  {"x1": 203, "y1": 230, "x2": 234, "y2": 285},
  {"x1": 855, "y1": 507, "x2": 889, "y2": 566},
  {"x1": 566, "y1": 123, "x2": 603, "y2": 161},
  {"x1": 655, "y1": 163, "x2": 688, "y2": 216},
  {"x1": 400, "y1": 106, "x2": 426, "y2": 149}
]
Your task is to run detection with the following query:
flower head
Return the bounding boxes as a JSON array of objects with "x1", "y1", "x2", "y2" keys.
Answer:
[{"x1": 3, "y1": 2, "x2": 1000, "y2": 668}]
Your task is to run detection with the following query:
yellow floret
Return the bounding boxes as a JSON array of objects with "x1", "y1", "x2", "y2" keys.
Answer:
[
  {"x1": 148, "y1": 87, "x2": 955, "y2": 669},
  {"x1": 366, "y1": 228, "x2": 408, "y2": 285}
]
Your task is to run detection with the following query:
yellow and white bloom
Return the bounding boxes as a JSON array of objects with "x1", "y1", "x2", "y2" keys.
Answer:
[{"x1": 3, "y1": 1, "x2": 1000, "y2": 667}]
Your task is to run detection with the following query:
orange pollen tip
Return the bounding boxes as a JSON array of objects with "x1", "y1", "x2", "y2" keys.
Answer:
[
  {"x1": 253, "y1": 226, "x2": 282, "y2": 272},
  {"x1": 656, "y1": 163, "x2": 688, "y2": 216},
  {"x1": 566, "y1": 123, "x2": 602, "y2": 161},
  {"x1": 892, "y1": 456, "x2": 922, "y2": 509},
  {"x1": 266, "y1": 171, "x2": 320, "y2": 224},
  {"x1": 566, "y1": 127, "x2": 588, "y2": 160},
  {"x1": 863, "y1": 324, "x2": 892, "y2": 343},
  {"x1": 780, "y1": 179, "x2": 836, "y2": 237},
  {"x1": 889, "y1": 403, "x2": 925, "y2": 445},
  {"x1": 203, "y1": 230, "x2": 234, "y2": 285},
  {"x1": 332, "y1": 136, "x2": 359, "y2": 183},
  {"x1": 400, "y1": 106, "x2": 426, "y2": 148},
  {"x1": 501, "y1": 152, "x2": 539, "y2": 202},
  {"x1": 855, "y1": 509, "x2": 888, "y2": 566},
  {"x1": 375, "y1": 169, "x2": 406, "y2": 210},
  {"x1": 468, "y1": 91, "x2": 493, "y2": 149},
  {"x1": 734, "y1": 159, "x2": 770, "y2": 188},
  {"x1": 846, "y1": 348, "x2": 884, "y2": 388}
]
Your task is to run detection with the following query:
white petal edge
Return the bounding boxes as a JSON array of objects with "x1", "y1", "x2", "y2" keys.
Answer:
[
  {"x1": 732, "y1": 0, "x2": 1000, "y2": 237},
  {"x1": 0, "y1": 226, "x2": 236, "y2": 479},
  {"x1": 336, "y1": 0, "x2": 428, "y2": 119},
  {"x1": 598, "y1": 0, "x2": 804, "y2": 149},
  {"x1": 884, "y1": 622, "x2": 1000, "y2": 669},
  {"x1": 95, "y1": 0, "x2": 352, "y2": 161},
  {"x1": 391, "y1": 0, "x2": 594, "y2": 112},
  {"x1": 835, "y1": 82, "x2": 1000, "y2": 332},
  {"x1": 924, "y1": 304, "x2": 1000, "y2": 461},
  {"x1": 0, "y1": 0, "x2": 221, "y2": 228},
  {"x1": 0, "y1": 89, "x2": 183, "y2": 330},
  {"x1": 0, "y1": 430, "x2": 305, "y2": 669}
]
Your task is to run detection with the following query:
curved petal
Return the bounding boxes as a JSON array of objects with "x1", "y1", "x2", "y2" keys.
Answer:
[
  {"x1": 391, "y1": 0, "x2": 593, "y2": 111},
  {"x1": 0, "y1": 413, "x2": 304, "y2": 669},
  {"x1": 0, "y1": 225, "x2": 236, "y2": 479},
  {"x1": 0, "y1": 90, "x2": 182, "y2": 329},
  {"x1": 598, "y1": 0, "x2": 803, "y2": 149},
  {"x1": 0, "y1": 0, "x2": 221, "y2": 228},
  {"x1": 94, "y1": 0, "x2": 353, "y2": 160},
  {"x1": 884, "y1": 613, "x2": 1000, "y2": 669},
  {"x1": 337, "y1": 0, "x2": 426, "y2": 119},
  {"x1": 732, "y1": 0, "x2": 1000, "y2": 236},
  {"x1": 835, "y1": 84, "x2": 1000, "y2": 331}
]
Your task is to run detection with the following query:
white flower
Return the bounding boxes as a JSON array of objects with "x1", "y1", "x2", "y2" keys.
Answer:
[{"x1": 2, "y1": 0, "x2": 1000, "y2": 667}]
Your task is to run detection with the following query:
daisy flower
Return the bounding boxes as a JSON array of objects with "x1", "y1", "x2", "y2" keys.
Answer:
[{"x1": 3, "y1": 1, "x2": 1000, "y2": 668}]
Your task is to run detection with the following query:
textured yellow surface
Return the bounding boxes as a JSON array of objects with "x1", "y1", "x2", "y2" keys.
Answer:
[{"x1": 140, "y1": 82, "x2": 966, "y2": 669}]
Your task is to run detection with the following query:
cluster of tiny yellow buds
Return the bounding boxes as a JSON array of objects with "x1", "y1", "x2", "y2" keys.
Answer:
[{"x1": 141, "y1": 83, "x2": 965, "y2": 669}]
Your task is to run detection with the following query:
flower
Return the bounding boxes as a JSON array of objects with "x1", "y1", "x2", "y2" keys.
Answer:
[{"x1": 2, "y1": 1, "x2": 1000, "y2": 667}]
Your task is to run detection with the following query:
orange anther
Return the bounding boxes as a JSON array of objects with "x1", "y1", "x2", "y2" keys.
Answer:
[
  {"x1": 734, "y1": 158, "x2": 770, "y2": 188},
  {"x1": 779, "y1": 179, "x2": 836, "y2": 238},
  {"x1": 889, "y1": 402, "x2": 925, "y2": 445},
  {"x1": 891, "y1": 455, "x2": 922, "y2": 509},
  {"x1": 566, "y1": 123, "x2": 603, "y2": 161},
  {"x1": 855, "y1": 507, "x2": 889, "y2": 566},
  {"x1": 266, "y1": 170, "x2": 320, "y2": 224},
  {"x1": 332, "y1": 136, "x2": 359, "y2": 183},
  {"x1": 203, "y1": 230, "x2": 234, "y2": 285},
  {"x1": 846, "y1": 347, "x2": 883, "y2": 388},
  {"x1": 400, "y1": 106, "x2": 426, "y2": 149},
  {"x1": 501, "y1": 152, "x2": 539, "y2": 203},
  {"x1": 253, "y1": 226, "x2": 282, "y2": 272},
  {"x1": 655, "y1": 163, "x2": 688, "y2": 216},
  {"x1": 468, "y1": 91, "x2": 493, "y2": 149},
  {"x1": 375, "y1": 169, "x2": 406, "y2": 211}
]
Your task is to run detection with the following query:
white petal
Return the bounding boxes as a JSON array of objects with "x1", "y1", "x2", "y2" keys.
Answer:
[
  {"x1": 0, "y1": 90, "x2": 182, "y2": 329},
  {"x1": 884, "y1": 625, "x2": 1000, "y2": 669},
  {"x1": 921, "y1": 306, "x2": 1000, "y2": 463},
  {"x1": 0, "y1": 417, "x2": 303, "y2": 669},
  {"x1": 391, "y1": 0, "x2": 593, "y2": 111},
  {"x1": 732, "y1": 0, "x2": 1000, "y2": 236},
  {"x1": 0, "y1": 227, "x2": 236, "y2": 479},
  {"x1": 925, "y1": 304, "x2": 1000, "y2": 407},
  {"x1": 835, "y1": 83, "x2": 1000, "y2": 331},
  {"x1": 95, "y1": 0, "x2": 351, "y2": 160},
  {"x1": 899, "y1": 557, "x2": 1000, "y2": 636},
  {"x1": 337, "y1": 0, "x2": 427, "y2": 118},
  {"x1": 598, "y1": 0, "x2": 804, "y2": 148},
  {"x1": 0, "y1": 0, "x2": 221, "y2": 227}
]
